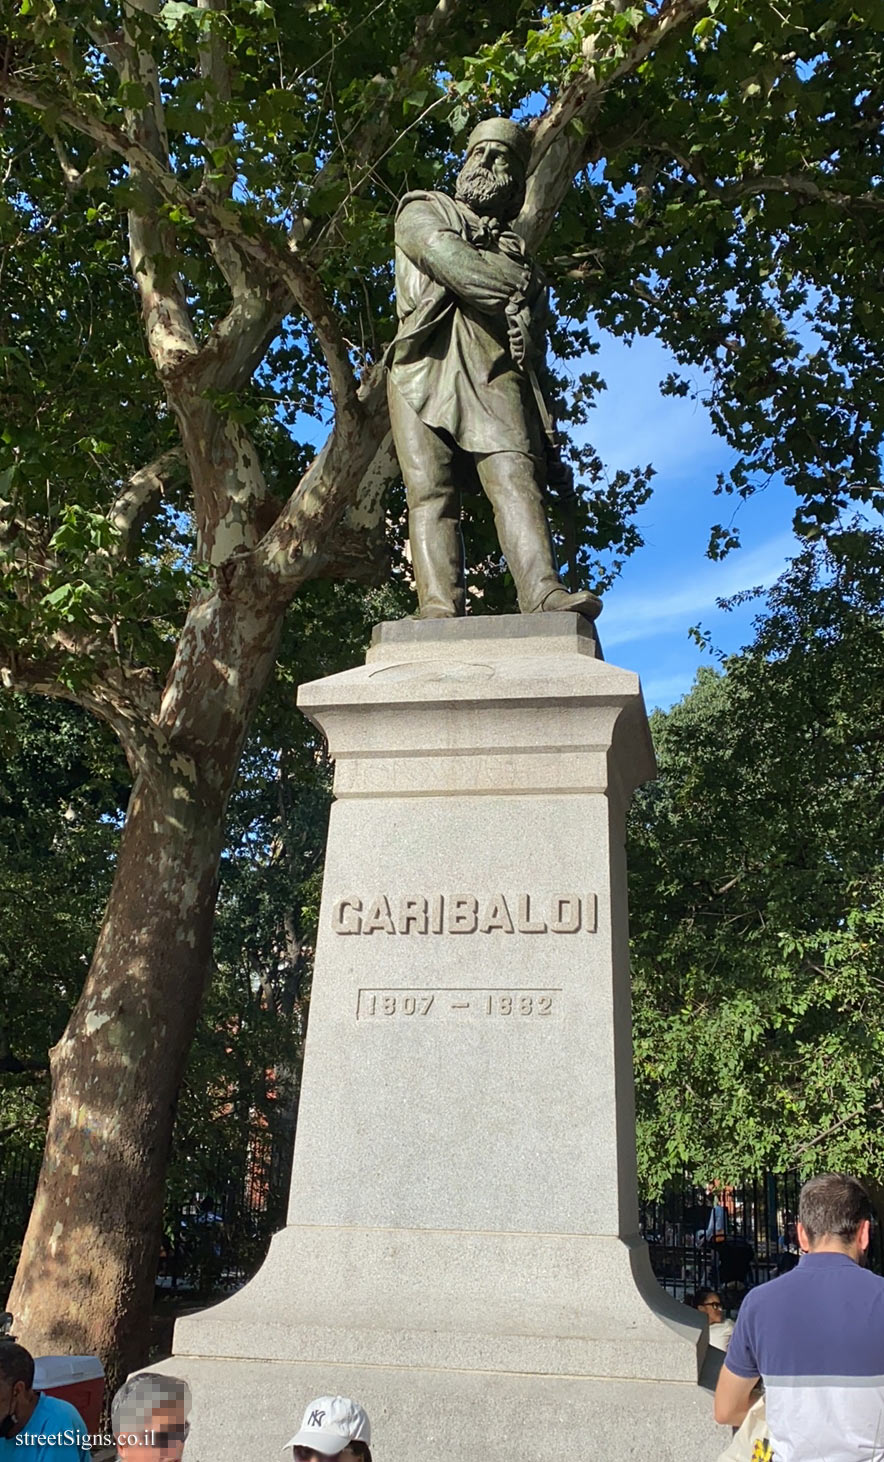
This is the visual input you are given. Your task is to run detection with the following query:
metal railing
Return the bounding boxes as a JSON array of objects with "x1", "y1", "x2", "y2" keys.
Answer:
[
  {"x1": 4, "y1": 1150, "x2": 883, "y2": 1310},
  {"x1": 640, "y1": 1172, "x2": 884, "y2": 1310},
  {"x1": 0, "y1": 1138, "x2": 289, "y2": 1302},
  {"x1": 0, "y1": 1147, "x2": 42, "y2": 1298},
  {"x1": 156, "y1": 1137, "x2": 289, "y2": 1295}
]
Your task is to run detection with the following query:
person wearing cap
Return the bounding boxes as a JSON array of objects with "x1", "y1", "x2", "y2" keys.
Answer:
[
  {"x1": 285, "y1": 1395, "x2": 372, "y2": 1461},
  {"x1": 387, "y1": 115, "x2": 601, "y2": 624}
]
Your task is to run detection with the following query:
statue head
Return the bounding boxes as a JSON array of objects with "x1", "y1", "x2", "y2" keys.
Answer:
[{"x1": 455, "y1": 117, "x2": 531, "y2": 222}]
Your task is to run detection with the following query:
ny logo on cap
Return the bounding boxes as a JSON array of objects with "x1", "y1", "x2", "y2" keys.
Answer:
[{"x1": 308, "y1": 1411, "x2": 326, "y2": 1427}]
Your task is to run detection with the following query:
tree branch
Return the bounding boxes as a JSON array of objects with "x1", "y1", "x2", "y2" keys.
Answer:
[
  {"x1": 195, "y1": 0, "x2": 256, "y2": 296},
  {"x1": 308, "y1": 0, "x2": 465, "y2": 240},
  {"x1": 520, "y1": 0, "x2": 710, "y2": 249},
  {"x1": 0, "y1": 648, "x2": 166, "y2": 779},
  {"x1": 107, "y1": 447, "x2": 188, "y2": 550},
  {"x1": 709, "y1": 169, "x2": 884, "y2": 215},
  {"x1": 0, "y1": 75, "x2": 363, "y2": 423},
  {"x1": 259, "y1": 365, "x2": 389, "y2": 592},
  {"x1": 119, "y1": 0, "x2": 200, "y2": 379},
  {"x1": 787, "y1": 1101, "x2": 884, "y2": 1163}
]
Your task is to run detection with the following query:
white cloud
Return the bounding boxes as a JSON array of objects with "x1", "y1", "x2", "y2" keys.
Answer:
[
  {"x1": 640, "y1": 671, "x2": 703, "y2": 712},
  {"x1": 601, "y1": 532, "x2": 796, "y2": 649},
  {"x1": 570, "y1": 332, "x2": 723, "y2": 480}
]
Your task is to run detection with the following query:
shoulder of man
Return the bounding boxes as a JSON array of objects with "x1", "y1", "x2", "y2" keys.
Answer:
[
  {"x1": 725, "y1": 1271, "x2": 801, "y2": 1379},
  {"x1": 840, "y1": 1258, "x2": 884, "y2": 1304},
  {"x1": 728, "y1": 1269, "x2": 806, "y2": 1343},
  {"x1": 32, "y1": 1392, "x2": 88, "y2": 1427},
  {"x1": 395, "y1": 190, "x2": 465, "y2": 231},
  {"x1": 33, "y1": 1392, "x2": 91, "y2": 1449}
]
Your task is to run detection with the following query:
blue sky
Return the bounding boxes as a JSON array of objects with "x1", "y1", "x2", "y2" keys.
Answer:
[{"x1": 580, "y1": 331, "x2": 801, "y2": 710}]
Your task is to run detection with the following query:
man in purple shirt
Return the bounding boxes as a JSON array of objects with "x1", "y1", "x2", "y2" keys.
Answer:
[{"x1": 715, "y1": 1173, "x2": 884, "y2": 1461}]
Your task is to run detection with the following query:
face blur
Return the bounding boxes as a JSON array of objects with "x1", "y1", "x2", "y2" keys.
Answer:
[
  {"x1": 117, "y1": 1402, "x2": 189, "y2": 1462},
  {"x1": 455, "y1": 139, "x2": 523, "y2": 218},
  {"x1": 293, "y1": 1448, "x2": 360, "y2": 1461}
]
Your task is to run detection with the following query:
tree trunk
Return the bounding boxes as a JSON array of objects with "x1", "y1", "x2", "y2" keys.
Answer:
[
  {"x1": 8, "y1": 573, "x2": 283, "y2": 1389},
  {"x1": 8, "y1": 765, "x2": 227, "y2": 1390}
]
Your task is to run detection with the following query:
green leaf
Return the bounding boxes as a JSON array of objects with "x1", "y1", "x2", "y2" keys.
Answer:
[{"x1": 159, "y1": 0, "x2": 198, "y2": 28}]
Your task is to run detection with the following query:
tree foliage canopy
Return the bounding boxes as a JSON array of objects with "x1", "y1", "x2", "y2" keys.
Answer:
[
  {"x1": 2, "y1": 0, "x2": 883, "y2": 714},
  {"x1": 2, "y1": 0, "x2": 884, "y2": 1373},
  {"x1": 630, "y1": 531, "x2": 884, "y2": 1193}
]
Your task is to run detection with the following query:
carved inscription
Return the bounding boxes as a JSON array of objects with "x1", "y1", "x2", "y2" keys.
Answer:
[
  {"x1": 333, "y1": 893, "x2": 596, "y2": 935},
  {"x1": 356, "y1": 988, "x2": 562, "y2": 1020}
]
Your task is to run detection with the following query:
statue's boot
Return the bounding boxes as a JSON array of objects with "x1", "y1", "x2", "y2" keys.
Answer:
[
  {"x1": 539, "y1": 586, "x2": 603, "y2": 621},
  {"x1": 483, "y1": 461, "x2": 601, "y2": 619},
  {"x1": 408, "y1": 502, "x2": 466, "y2": 618}
]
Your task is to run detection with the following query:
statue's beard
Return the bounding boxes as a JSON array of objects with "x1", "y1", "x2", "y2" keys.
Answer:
[{"x1": 455, "y1": 162, "x2": 521, "y2": 219}]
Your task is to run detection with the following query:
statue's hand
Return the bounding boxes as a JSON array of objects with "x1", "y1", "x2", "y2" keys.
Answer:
[{"x1": 505, "y1": 302, "x2": 532, "y2": 368}]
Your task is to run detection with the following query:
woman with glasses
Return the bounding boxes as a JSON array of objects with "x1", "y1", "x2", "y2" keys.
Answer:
[
  {"x1": 692, "y1": 1288, "x2": 735, "y2": 1350},
  {"x1": 285, "y1": 1395, "x2": 372, "y2": 1462}
]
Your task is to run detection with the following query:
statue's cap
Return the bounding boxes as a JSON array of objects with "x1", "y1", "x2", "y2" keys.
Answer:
[{"x1": 466, "y1": 117, "x2": 531, "y2": 172}]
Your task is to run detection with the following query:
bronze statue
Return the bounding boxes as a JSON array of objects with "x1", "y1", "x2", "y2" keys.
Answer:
[{"x1": 387, "y1": 117, "x2": 601, "y2": 622}]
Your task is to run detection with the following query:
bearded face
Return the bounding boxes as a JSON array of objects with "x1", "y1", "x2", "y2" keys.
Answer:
[{"x1": 455, "y1": 146, "x2": 524, "y2": 220}]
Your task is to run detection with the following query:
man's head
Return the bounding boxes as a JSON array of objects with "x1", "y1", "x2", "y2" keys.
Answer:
[
  {"x1": 455, "y1": 118, "x2": 530, "y2": 222},
  {"x1": 112, "y1": 1372, "x2": 191, "y2": 1462},
  {"x1": 0, "y1": 1343, "x2": 35, "y2": 1439},
  {"x1": 797, "y1": 1172, "x2": 873, "y2": 1258},
  {"x1": 286, "y1": 1395, "x2": 372, "y2": 1461}
]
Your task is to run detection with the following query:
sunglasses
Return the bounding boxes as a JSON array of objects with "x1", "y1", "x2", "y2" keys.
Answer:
[{"x1": 148, "y1": 1424, "x2": 190, "y2": 1446}]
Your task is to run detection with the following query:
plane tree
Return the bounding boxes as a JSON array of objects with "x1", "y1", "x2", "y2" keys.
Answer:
[{"x1": 1, "y1": 0, "x2": 882, "y2": 1378}]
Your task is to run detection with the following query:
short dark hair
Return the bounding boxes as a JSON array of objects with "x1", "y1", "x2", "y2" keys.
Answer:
[
  {"x1": 799, "y1": 1172, "x2": 872, "y2": 1244},
  {"x1": 349, "y1": 1443, "x2": 372, "y2": 1462},
  {"x1": 0, "y1": 1343, "x2": 34, "y2": 1389},
  {"x1": 692, "y1": 1287, "x2": 721, "y2": 1307}
]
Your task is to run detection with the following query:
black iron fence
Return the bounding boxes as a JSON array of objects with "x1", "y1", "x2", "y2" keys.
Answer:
[
  {"x1": 156, "y1": 1137, "x2": 290, "y2": 1296},
  {"x1": 0, "y1": 1138, "x2": 290, "y2": 1302},
  {"x1": 640, "y1": 1173, "x2": 884, "y2": 1311},
  {"x1": 0, "y1": 1146, "x2": 42, "y2": 1298},
  {"x1": 4, "y1": 1150, "x2": 883, "y2": 1309}
]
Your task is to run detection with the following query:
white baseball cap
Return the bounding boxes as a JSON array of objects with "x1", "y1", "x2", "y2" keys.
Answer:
[{"x1": 285, "y1": 1396, "x2": 371, "y2": 1455}]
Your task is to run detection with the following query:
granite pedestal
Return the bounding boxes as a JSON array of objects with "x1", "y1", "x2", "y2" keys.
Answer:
[{"x1": 159, "y1": 615, "x2": 727, "y2": 1460}]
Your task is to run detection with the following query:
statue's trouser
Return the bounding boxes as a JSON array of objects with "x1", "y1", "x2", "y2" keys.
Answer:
[{"x1": 389, "y1": 382, "x2": 562, "y2": 617}]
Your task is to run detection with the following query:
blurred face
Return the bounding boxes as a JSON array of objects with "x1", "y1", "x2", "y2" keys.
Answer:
[
  {"x1": 697, "y1": 1294, "x2": 724, "y2": 1323},
  {"x1": 293, "y1": 1449, "x2": 360, "y2": 1461},
  {"x1": 117, "y1": 1403, "x2": 189, "y2": 1462}
]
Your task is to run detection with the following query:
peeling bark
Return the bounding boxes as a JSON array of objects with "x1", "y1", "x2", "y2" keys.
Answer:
[
  {"x1": 8, "y1": 767, "x2": 222, "y2": 1393},
  {"x1": 9, "y1": 570, "x2": 282, "y2": 1383}
]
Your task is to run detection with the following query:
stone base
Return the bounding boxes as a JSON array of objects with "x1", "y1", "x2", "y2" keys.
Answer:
[
  {"x1": 170, "y1": 1227, "x2": 706, "y2": 1382},
  {"x1": 155, "y1": 617, "x2": 730, "y2": 1461},
  {"x1": 155, "y1": 1355, "x2": 729, "y2": 1462}
]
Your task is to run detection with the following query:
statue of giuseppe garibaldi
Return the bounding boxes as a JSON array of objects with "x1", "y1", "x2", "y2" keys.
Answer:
[{"x1": 387, "y1": 116, "x2": 601, "y2": 623}]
